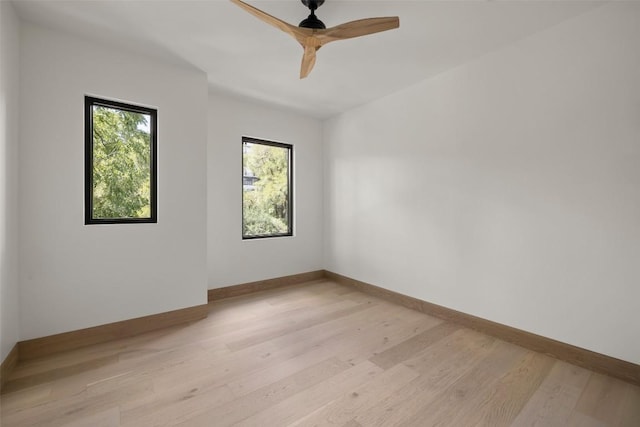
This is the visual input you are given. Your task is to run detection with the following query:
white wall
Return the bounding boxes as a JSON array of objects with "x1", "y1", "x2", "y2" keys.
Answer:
[
  {"x1": 0, "y1": 0, "x2": 20, "y2": 361},
  {"x1": 208, "y1": 93, "x2": 323, "y2": 288},
  {"x1": 324, "y1": 2, "x2": 640, "y2": 364},
  {"x1": 19, "y1": 24, "x2": 208, "y2": 340}
]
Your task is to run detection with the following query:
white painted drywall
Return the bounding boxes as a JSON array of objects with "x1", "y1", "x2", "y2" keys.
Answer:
[
  {"x1": 0, "y1": 0, "x2": 20, "y2": 361},
  {"x1": 208, "y1": 93, "x2": 323, "y2": 288},
  {"x1": 324, "y1": 2, "x2": 640, "y2": 363},
  {"x1": 18, "y1": 24, "x2": 208, "y2": 340}
]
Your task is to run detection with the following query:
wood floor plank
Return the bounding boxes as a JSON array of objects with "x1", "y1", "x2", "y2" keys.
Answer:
[
  {"x1": 190, "y1": 304, "x2": 391, "y2": 390},
  {"x1": 2, "y1": 377, "x2": 153, "y2": 427},
  {"x1": 1, "y1": 280, "x2": 638, "y2": 427},
  {"x1": 401, "y1": 340, "x2": 531, "y2": 427},
  {"x1": 0, "y1": 383, "x2": 52, "y2": 413},
  {"x1": 617, "y1": 382, "x2": 640, "y2": 427},
  {"x1": 511, "y1": 361, "x2": 592, "y2": 426},
  {"x1": 47, "y1": 342, "x2": 222, "y2": 403},
  {"x1": 199, "y1": 300, "x2": 380, "y2": 353},
  {"x1": 289, "y1": 363, "x2": 419, "y2": 427},
  {"x1": 403, "y1": 327, "x2": 500, "y2": 375},
  {"x1": 62, "y1": 407, "x2": 120, "y2": 427},
  {"x1": 354, "y1": 332, "x2": 508, "y2": 427},
  {"x1": 231, "y1": 360, "x2": 383, "y2": 427},
  {"x1": 160, "y1": 357, "x2": 351, "y2": 426},
  {"x1": 224, "y1": 299, "x2": 371, "y2": 351},
  {"x1": 575, "y1": 372, "x2": 633, "y2": 425},
  {"x1": 120, "y1": 381, "x2": 232, "y2": 426},
  {"x1": 463, "y1": 351, "x2": 556, "y2": 426},
  {"x1": 221, "y1": 301, "x2": 426, "y2": 399},
  {"x1": 567, "y1": 411, "x2": 607, "y2": 427},
  {"x1": 2, "y1": 354, "x2": 120, "y2": 394},
  {"x1": 369, "y1": 320, "x2": 457, "y2": 369},
  {"x1": 204, "y1": 288, "x2": 354, "y2": 343}
]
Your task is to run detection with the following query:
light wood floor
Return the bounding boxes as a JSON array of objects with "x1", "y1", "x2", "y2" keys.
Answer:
[{"x1": 1, "y1": 280, "x2": 639, "y2": 426}]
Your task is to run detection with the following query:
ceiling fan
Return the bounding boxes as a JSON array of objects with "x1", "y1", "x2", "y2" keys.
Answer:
[{"x1": 230, "y1": 0, "x2": 400, "y2": 79}]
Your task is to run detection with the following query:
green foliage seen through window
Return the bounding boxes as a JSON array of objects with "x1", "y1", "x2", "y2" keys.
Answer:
[
  {"x1": 242, "y1": 140, "x2": 292, "y2": 238},
  {"x1": 86, "y1": 97, "x2": 156, "y2": 224}
]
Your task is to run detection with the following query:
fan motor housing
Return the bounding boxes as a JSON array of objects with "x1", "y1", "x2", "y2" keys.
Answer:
[
  {"x1": 300, "y1": 0, "x2": 326, "y2": 29},
  {"x1": 299, "y1": 15, "x2": 325, "y2": 29}
]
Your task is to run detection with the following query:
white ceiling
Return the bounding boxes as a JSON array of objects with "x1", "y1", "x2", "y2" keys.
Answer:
[{"x1": 12, "y1": 0, "x2": 602, "y2": 119}]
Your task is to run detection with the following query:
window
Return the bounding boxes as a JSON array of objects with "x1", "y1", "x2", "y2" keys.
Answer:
[
  {"x1": 85, "y1": 96, "x2": 157, "y2": 224},
  {"x1": 242, "y1": 137, "x2": 293, "y2": 239}
]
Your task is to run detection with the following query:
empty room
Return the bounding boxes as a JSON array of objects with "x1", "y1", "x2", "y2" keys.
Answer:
[{"x1": 1, "y1": 0, "x2": 639, "y2": 426}]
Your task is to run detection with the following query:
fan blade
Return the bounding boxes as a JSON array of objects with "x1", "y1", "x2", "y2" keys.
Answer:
[
  {"x1": 317, "y1": 17, "x2": 399, "y2": 45},
  {"x1": 230, "y1": 0, "x2": 310, "y2": 43},
  {"x1": 300, "y1": 44, "x2": 317, "y2": 79}
]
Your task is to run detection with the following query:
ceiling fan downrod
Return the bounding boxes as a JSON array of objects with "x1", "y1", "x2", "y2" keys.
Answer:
[{"x1": 299, "y1": 0, "x2": 326, "y2": 29}]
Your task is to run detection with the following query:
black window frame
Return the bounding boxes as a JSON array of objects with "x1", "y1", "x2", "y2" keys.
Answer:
[
  {"x1": 242, "y1": 136, "x2": 293, "y2": 240},
  {"x1": 84, "y1": 96, "x2": 158, "y2": 225}
]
